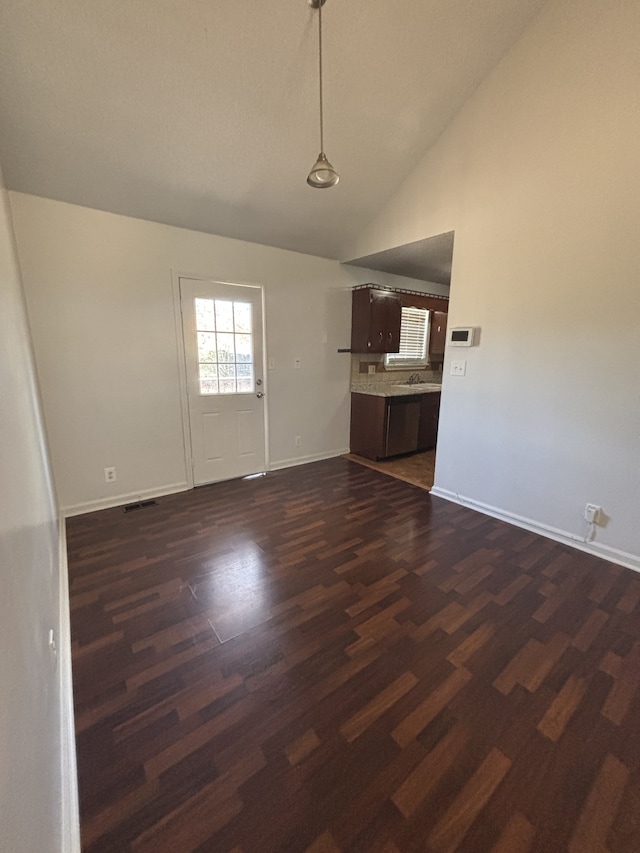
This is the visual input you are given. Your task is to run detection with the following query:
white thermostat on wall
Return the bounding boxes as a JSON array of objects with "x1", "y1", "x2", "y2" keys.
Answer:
[{"x1": 449, "y1": 327, "x2": 477, "y2": 347}]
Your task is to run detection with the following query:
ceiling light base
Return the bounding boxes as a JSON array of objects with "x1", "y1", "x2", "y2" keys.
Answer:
[{"x1": 308, "y1": 0, "x2": 327, "y2": 8}]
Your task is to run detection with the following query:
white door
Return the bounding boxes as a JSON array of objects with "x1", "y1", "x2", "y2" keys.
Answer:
[{"x1": 180, "y1": 277, "x2": 266, "y2": 485}]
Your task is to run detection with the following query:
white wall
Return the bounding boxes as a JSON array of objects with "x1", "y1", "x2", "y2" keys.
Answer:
[
  {"x1": 0, "y1": 169, "x2": 76, "y2": 848},
  {"x1": 10, "y1": 193, "x2": 425, "y2": 514},
  {"x1": 346, "y1": 0, "x2": 640, "y2": 568}
]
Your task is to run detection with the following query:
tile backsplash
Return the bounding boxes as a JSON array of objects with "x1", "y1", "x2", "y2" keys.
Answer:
[{"x1": 350, "y1": 354, "x2": 443, "y2": 388}]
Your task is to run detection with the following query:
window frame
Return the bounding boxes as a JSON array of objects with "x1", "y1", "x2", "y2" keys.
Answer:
[{"x1": 194, "y1": 297, "x2": 255, "y2": 395}]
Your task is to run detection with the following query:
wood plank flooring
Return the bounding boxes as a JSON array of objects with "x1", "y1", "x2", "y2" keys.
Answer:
[{"x1": 66, "y1": 457, "x2": 640, "y2": 852}]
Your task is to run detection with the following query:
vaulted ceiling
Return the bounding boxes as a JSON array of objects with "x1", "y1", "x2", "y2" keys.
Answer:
[{"x1": 0, "y1": 0, "x2": 547, "y2": 261}]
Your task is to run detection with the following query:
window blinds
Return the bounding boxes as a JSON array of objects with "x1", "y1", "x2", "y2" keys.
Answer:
[{"x1": 385, "y1": 306, "x2": 429, "y2": 367}]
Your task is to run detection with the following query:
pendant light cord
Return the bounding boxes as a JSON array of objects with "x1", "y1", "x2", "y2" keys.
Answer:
[
  {"x1": 318, "y1": 2, "x2": 324, "y2": 153},
  {"x1": 306, "y1": 0, "x2": 338, "y2": 187}
]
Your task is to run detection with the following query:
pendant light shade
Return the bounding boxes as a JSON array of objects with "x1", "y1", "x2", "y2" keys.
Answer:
[
  {"x1": 306, "y1": 0, "x2": 339, "y2": 188},
  {"x1": 307, "y1": 152, "x2": 339, "y2": 188}
]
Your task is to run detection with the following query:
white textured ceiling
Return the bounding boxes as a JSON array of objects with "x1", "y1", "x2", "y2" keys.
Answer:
[{"x1": 0, "y1": 0, "x2": 546, "y2": 260}]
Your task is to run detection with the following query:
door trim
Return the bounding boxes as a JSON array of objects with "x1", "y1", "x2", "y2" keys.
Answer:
[
  {"x1": 172, "y1": 271, "x2": 195, "y2": 490},
  {"x1": 172, "y1": 270, "x2": 270, "y2": 489}
]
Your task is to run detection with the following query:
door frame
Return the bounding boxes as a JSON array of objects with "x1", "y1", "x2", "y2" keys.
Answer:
[{"x1": 172, "y1": 270, "x2": 270, "y2": 490}]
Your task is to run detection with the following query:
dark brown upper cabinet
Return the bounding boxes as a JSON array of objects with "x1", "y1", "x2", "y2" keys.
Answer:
[
  {"x1": 429, "y1": 310, "x2": 448, "y2": 359},
  {"x1": 351, "y1": 287, "x2": 401, "y2": 353}
]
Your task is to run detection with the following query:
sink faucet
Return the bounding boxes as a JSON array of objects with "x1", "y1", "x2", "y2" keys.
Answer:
[{"x1": 408, "y1": 373, "x2": 421, "y2": 385}]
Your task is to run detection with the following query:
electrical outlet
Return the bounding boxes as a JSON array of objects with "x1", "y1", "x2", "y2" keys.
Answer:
[
  {"x1": 584, "y1": 503, "x2": 602, "y2": 524},
  {"x1": 295, "y1": 436, "x2": 302, "y2": 447},
  {"x1": 368, "y1": 365, "x2": 376, "y2": 375},
  {"x1": 450, "y1": 359, "x2": 467, "y2": 376},
  {"x1": 104, "y1": 466, "x2": 117, "y2": 483},
  {"x1": 294, "y1": 358, "x2": 301, "y2": 369}
]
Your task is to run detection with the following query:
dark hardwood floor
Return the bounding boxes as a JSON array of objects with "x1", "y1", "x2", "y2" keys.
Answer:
[{"x1": 66, "y1": 457, "x2": 640, "y2": 852}]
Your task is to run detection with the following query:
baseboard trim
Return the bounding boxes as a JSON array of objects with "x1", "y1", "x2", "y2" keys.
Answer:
[
  {"x1": 61, "y1": 458, "x2": 353, "y2": 515},
  {"x1": 58, "y1": 515, "x2": 81, "y2": 853},
  {"x1": 430, "y1": 487, "x2": 640, "y2": 574},
  {"x1": 62, "y1": 481, "x2": 190, "y2": 517},
  {"x1": 269, "y1": 448, "x2": 350, "y2": 472}
]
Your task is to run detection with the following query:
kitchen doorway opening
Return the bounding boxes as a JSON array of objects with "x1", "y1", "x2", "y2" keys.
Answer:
[{"x1": 344, "y1": 230, "x2": 455, "y2": 492}]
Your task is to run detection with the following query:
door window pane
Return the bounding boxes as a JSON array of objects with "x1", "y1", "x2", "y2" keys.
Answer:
[
  {"x1": 216, "y1": 333, "x2": 236, "y2": 363},
  {"x1": 218, "y1": 363, "x2": 236, "y2": 380},
  {"x1": 215, "y1": 301, "x2": 234, "y2": 333},
  {"x1": 195, "y1": 298, "x2": 215, "y2": 331},
  {"x1": 200, "y1": 378, "x2": 219, "y2": 394},
  {"x1": 235, "y1": 334, "x2": 252, "y2": 363},
  {"x1": 199, "y1": 364, "x2": 218, "y2": 380},
  {"x1": 234, "y1": 302, "x2": 252, "y2": 333},
  {"x1": 197, "y1": 332, "x2": 217, "y2": 362},
  {"x1": 194, "y1": 298, "x2": 255, "y2": 394}
]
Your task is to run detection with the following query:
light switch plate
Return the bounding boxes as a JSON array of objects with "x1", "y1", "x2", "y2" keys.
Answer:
[{"x1": 450, "y1": 359, "x2": 467, "y2": 376}]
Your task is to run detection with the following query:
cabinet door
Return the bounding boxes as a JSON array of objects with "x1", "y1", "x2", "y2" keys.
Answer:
[
  {"x1": 350, "y1": 289, "x2": 372, "y2": 353},
  {"x1": 429, "y1": 311, "x2": 448, "y2": 359},
  {"x1": 418, "y1": 393, "x2": 441, "y2": 450},
  {"x1": 369, "y1": 290, "x2": 401, "y2": 353},
  {"x1": 350, "y1": 393, "x2": 388, "y2": 459},
  {"x1": 351, "y1": 288, "x2": 403, "y2": 353}
]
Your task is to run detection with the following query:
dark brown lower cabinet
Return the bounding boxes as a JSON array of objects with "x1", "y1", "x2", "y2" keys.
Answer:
[
  {"x1": 350, "y1": 392, "x2": 441, "y2": 461},
  {"x1": 418, "y1": 392, "x2": 441, "y2": 450},
  {"x1": 350, "y1": 394, "x2": 388, "y2": 460}
]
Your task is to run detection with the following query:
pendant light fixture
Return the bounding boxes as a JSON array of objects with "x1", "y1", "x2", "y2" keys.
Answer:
[{"x1": 307, "y1": 0, "x2": 339, "y2": 188}]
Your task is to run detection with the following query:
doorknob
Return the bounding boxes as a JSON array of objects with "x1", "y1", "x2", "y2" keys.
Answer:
[{"x1": 256, "y1": 392, "x2": 265, "y2": 398}]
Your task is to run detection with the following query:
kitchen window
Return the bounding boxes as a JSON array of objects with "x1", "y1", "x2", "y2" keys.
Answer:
[{"x1": 385, "y1": 306, "x2": 430, "y2": 369}]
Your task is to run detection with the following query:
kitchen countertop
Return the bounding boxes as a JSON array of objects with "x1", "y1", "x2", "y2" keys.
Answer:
[{"x1": 351, "y1": 382, "x2": 442, "y2": 398}]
